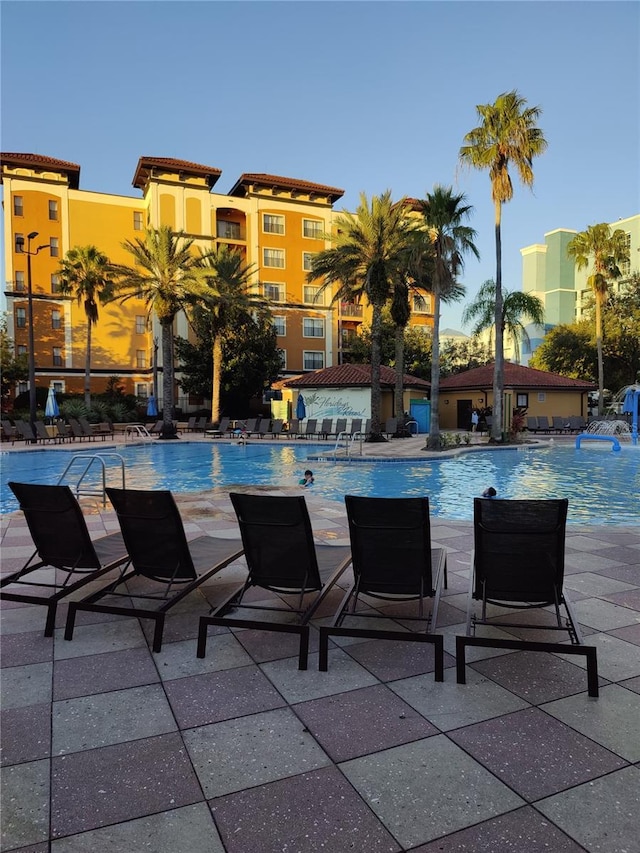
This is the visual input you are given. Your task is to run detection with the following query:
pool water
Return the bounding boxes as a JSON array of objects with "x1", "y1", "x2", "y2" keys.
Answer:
[{"x1": 1, "y1": 441, "x2": 638, "y2": 524}]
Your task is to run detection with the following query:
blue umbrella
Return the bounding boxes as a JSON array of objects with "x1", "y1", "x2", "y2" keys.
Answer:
[
  {"x1": 296, "y1": 394, "x2": 306, "y2": 420},
  {"x1": 45, "y1": 387, "x2": 59, "y2": 421},
  {"x1": 622, "y1": 388, "x2": 636, "y2": 414},
  {"x1": 146, "y1": 394, "x2": 158, "y2": 417}
]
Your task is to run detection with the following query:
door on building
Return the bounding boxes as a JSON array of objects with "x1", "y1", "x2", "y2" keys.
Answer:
[{"x1": 457, "y1": 399, "x2": 473, "y2": 430}]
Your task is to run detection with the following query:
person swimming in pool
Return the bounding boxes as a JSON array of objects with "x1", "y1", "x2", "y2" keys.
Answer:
[
  {"x1": 482, "y1": 486, "x2": 497, "y2": 498},
  {"x1": 299, "y1": 469, "x2": 314, "y2": 488}
]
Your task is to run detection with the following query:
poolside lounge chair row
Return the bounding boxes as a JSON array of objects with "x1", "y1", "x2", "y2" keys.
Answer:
[
  {"x1": 205, "y1": 417, "x2": 375, "y2": 440},
  {"x1": 3, "y1": 484, "x2": 598, "y2": 697},
  {"x1": 526, "y1": 415, "x2": 587, "y2": 434},
  {"x1": 1, "y1": 418, "x2": 113, "y2": 444}
]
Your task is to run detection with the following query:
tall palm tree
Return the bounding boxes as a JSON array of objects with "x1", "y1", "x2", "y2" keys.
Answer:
[
  {"x1": 463, "y1": 279, "x2": 545, "y2": 364},
  {"x1": 567, "y1": 224, "x2": 629, "y2": 414},
  {"x1": 459, "y1": 90, "x2": 547, "y2": 441},
  {"x1": 308, "y1": 191, "x2": 415, "y2": 440},
  {"x1": 191, "y1": 245, "x2": 263, "y2": 423},
  {"x1": 110, "y1": 226, "x2": 204, "y2": 439},
  {"x1": 389, "y1": 279, "x2": 411, "y2": 422},
  {"x1": 414, "y1": 187, "x2": 478, "y2": 449},
  {"x1": 57, "y1": 245, "x2": 115, "y2": 408}
]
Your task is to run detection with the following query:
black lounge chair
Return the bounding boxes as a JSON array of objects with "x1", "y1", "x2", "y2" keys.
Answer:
[
  {"x1": 14, "y1": 420, "x2": 37, "y2": 443},
  {"x1": 384, "y1": 417, "x2": 398, "y2": 437},
  {"x1": 269, "y1": 418, "x2": 284, "y2": 438},
  {"x1": 205, "y1": 416, "x2": 231, "y2": 437},
  {"x1": 319, "y1": 496, "x2": 448, "y2": 680},
  {"x1": 34, "y1": 421, "x2": 58, "y2": 444},
  {"x1": 198, "y1": 493, "x2": 352, "y2": 669},
  {"x1": 348, "y1": 418, "x2": 363, "y2": 436},
  {"x1": 283, "y1": 418, "x2": 299, "y2": 439},
  {"x1": 1, "y1": 420, "x2": 17, "y2": 443},
  {"x1": 64, "y1": 488, "x2": 244, "y2": 652},
  {"x1": 456, "y1": 498, "x2": 598, "y2": 697},
  {"x1": 526, "y1": 416, "x2": 540, "y2": 433},
  {"x1": 300, "y1": 418, "x2": 318, "y2": 439},
  {"x1": 3, "y1": 483, "x2": 129, "y2": 636}
]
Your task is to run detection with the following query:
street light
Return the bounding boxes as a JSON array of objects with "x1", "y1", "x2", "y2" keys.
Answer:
[{"x1": 16, "y1": 231, "x2": 50, "y2": 439}]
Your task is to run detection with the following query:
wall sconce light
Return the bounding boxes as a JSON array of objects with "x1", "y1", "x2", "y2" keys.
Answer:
[
  {"x1": 478, "y1": 398, "x2": 484, "y2": 404},
  {"x1": 444, "y1": 399, "x2": 449, "y2": 405}
]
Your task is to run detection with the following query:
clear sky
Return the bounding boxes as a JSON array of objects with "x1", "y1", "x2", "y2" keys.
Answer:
[{"x1": 2, "y1": 0, "x2": 638, "y2": 331}]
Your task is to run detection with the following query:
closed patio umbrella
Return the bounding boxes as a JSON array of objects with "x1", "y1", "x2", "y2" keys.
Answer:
[
  {"x1": 146, "y1": 394, "x2": 158, "y2": 417},
  {"x1": 296, "y1": 394, "x2": 306, "y2": 420},
  {"x1": 45, "y1": 387, "x2": 59, "y2": 422}
]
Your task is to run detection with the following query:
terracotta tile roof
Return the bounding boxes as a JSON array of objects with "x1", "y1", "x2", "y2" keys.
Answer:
[
  {"x1": 133, "y1": 157, "x2": 222, "y2": 189},
  {"x1": 283, "y1": 363, "x2": 430, "y2": 389},
  {"x1": 228, "y1": 173, "x2": 344, "y2": 202},
  {"x1": 1, "y1": 152, "x2": 81, "y2": 188},
  {"x1": 440, "y1": 362, "x2": 596, "y2": 391}
]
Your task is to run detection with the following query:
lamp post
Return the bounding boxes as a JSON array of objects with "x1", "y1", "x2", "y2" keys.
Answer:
[{"x1": 18, "y1": 232, "x2": 50, "y2": 438}]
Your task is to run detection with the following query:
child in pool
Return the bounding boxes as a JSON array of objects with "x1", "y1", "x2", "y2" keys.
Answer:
[{"x1": 299, "y1": 470, "x2": 314, "y2": 488}]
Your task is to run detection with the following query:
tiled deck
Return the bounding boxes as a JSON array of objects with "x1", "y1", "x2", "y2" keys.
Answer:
[{"x1": 1, "y1": 441, "x2": 639, "y2": 852}]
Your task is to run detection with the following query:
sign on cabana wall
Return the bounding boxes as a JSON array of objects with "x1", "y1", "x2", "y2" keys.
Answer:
[{"x1": 302, "y1": 389, "x2": 369, "y2": 420}]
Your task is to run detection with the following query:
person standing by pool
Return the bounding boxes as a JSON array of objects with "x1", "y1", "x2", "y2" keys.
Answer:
[{"x1": 471, "y1": 410, "x2": 479, "y2": 432}]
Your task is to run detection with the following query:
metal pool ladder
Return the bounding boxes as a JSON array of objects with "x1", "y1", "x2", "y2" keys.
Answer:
[{"x1": 56, "y1": 453, "x2": 126, "y2": 506}]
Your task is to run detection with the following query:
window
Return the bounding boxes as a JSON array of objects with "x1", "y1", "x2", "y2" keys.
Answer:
[
  {"x1": 15, "y1": 271, "x2": 25, "y2": 292},
  {"x1": 136, "y1": 383, "x2": 149, "y2": 398},
  {"x1": 17, "y1": 345, "x2": 27, "y2": 357},
  {"x1": 516, "y1": 393, "x2": 529, "y2": 408},
  {"x1": 16, "y1": 308, "x2": 26, "y2": 328},
  {"x1": 217, "y1": 220, "x2": 241, "y2": 239},
  {"x1": 136, "y1": 349, "x2": 147, "y2": 369},
  {"x1": 13, "y1": 196, "x2": 23, "y2": 216},
  {"x1": 15, "y1": 233, "x2": 24, "y2": 253},
  {"x1": 18, "y1": 381, "x2": 28, "y2": 395},
  {"x1": 537, "y1": 393, "x2": 546, "y2": 403},
  {"x1": 303, "y1": 285, "x2": 324, "y2": 305},
  {"x1": 53, "y1": 347, "x2": 63, "y2": 366},
  {"x1": 303, "y1": 318, "x2": 325, "y2": 338},
  {"x1": 51, "y1": 309, "x2": 62, "y2": 330},
  {"x1": 303, "y1": 219, "x2": 322, "y2": 239},
  {"x1": 50, "y1": 238, "x2": 59, "y2": 258},
  {"x1": 278, "y1": 349, "x2": 287, "y2": 370},
  {"x1": 302, "y1": 252, "x2": 316, "y2": 272},
  {"x1": 263, "y1": 248, "x2": 285, "y2": 268},
  {"x1": 51, "y1": 274, "x2": 60, "y2": 294},
  {"x1": 48, "y1": 200, "x2": 58, "y2": 220},
  {"x1": 412, "y1": 293, "x2": 431, "y2": 313},
  {"x1": 303, "y1": 351, "x2": 324, "y2": 370},
  {"x1": 620, "y1": 232, "x2": 631, "y2": 276},
  {"x1": 135, "y1": 315, "x2": 146, "y2": 334},
  {"x1": 264, "y1": 282, "x2": 285, "y2": 302},
  {"x1": 53, "y1": 381, "x2": 64, "y2": 393},
  {"x1": 263, "y1": 214, "x2": 284, "y2": 235},
  {"x1": 273, "y1": 316, "x2": 286, "y2": 336},
  {"x1": 133, "y1": 211, "x2": 143, "y2": 230}
]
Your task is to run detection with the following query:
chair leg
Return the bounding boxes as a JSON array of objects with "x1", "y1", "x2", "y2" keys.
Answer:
[
  {"x1": 64, "y1": 603, "x2": 78, "y2": 640},
  {"x1": 196, "y1": 617, "x2": 210, "y2": 658},
  {"x1": 151, "y1": 615, "x2": 166, "y2": 653},
  {"x1": 318, "y1": 626, "x2": 330, "y2": 671},
  {"x1": 298, "y1": 625, "x2": 310, "y2": 670},
  {"x1": 44, "y1": 601, "x2": 58, "y2": 637}
]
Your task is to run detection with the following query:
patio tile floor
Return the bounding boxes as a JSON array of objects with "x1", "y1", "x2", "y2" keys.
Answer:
[{"x1": 1, "y1": 486, "x2": 639, "y2": 853}]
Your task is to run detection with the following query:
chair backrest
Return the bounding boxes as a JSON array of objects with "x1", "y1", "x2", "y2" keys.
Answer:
[
  {"x1": 320, "y1": 418, "x2": 333, "y2": 436},
  {"x1": 344, "y1": 495, "x2": 436, "y2": 596},
  {"x1": 68, "y1": 418, "x2": 85, "y2": 438},
  {"x1": 363, "y1": 419, "x2": 371, "y2": 435},
  {"x1": 537, "y1": 416, "x2": 550, "y2": 430},
  {"x1": 472, "y1": 498, "x2": 568, "y2": 604},
  {"x1": 79, "y1": 417, "x2": 94, "y2": 436},
  {"x1": 149, "y1": 421, "x2": 163, "y2": 434},
  {"x1": 552, "y1": 416, "x2": 566, "y2": 430},
  {"x1": 334, "y1": 418, "x2": 347, "y2": 435},
  {"x1": 34, "y1": 421, "x2": 50, "y2": 439},
  {"x1": 57, "y1": 422, "x2": 70, "y2": 439},
  {"x1": 230, "y1": 493, "x2": 322, "y2": 592},
  {"x1": 526, "y1": 417, "x2": 539, "y2": 431},
  {"x1": 216, "y1": 417, "x2": 230, "y2": 433},
  {"x1": 350, "y1": 418, "x2": 362, "y2": 435},
  {"x1": 259, "y1": 419, "x2": 271, "y2": 434},
  {"x1": 271, "y1": 418, "x2": 284, "y2": 435},
  {"x1": 385, "y1": 417, "x2": 398, "y2": 434},
  {"x1": 244, "y1": 418, "x2": 258, "y2": 433},
  {"x1": 196, "y1": 417, "x2": 208, "y2": 430},
  {"x1": 106, "y1": 488, "x2": 196, "y2": 582},
  {"x1": 9, "y1": 482, "x2": 104, "y2": 570},
  {"x1": 305, "y1": 419, "x2": 317, "y2": 436},
  {"x1": 187, "y1": 416, "x2": 197, "y2": 430},
  {"x1": 15, "y1": 420, "x2": 35, "y2": 440},
  {"x1": 2, "y1": 420, "x2": 14, "y2": 438},
  {"x1": 286, "y1": 419, "x2": 299, "y2": 435}
]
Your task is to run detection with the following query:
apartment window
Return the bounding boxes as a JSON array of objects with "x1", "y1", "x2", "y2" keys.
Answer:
[
  {"x1": 16, "y1": 308, "x2": 26, "y2": 328},
  {"x1": 48, "y1": 200, "x2": 59, "y2": 221},
  {"x1": 15, "y1": 271, "x2": 25, "y2": 292},
  {"x1": 51, "y1": 274, "x2": 60, "y2": 294},
  {"x1": 620, "y1": 232, "x2": 631, "y2": 276},
  {"x1": 263, "y1": 248, "x2": 285, "y2": 268},
  {"x1": 303, "y1": 219, "x2": 322, "y2": 239},
  {"x1": 303, "y1": 285, "x2": 325, "y2": 305},
  {"x1": 13, "y1": 196, "x2": 23, "y2": 217},
  {"x1": 136, "y1": 383, "x2": 149, "y2": 398},
  {"x1": 51, "y1": 309, "x2": 62, "y2": 330},
  {"x1": 53, "y1": 381, "x2": 64, "y2": 393},
  {"x1": 516, "y1": 393, "x2": 529, "y2": 408},
  {"x1": 303, "y1": 318, "x2": 325, "y2": 338},
  {"x1": 18, "y1": 382, "x2": 28, "y2": 395},
  {"x1": 412, "y1": 293, "x2": 430, "y2": 313},
  {"x1": 17, "y1": 345, "x2": 27, "y2": 357},
  {"x1": 217, "y1": 220, "x2": 241, "y2": 239},
  {"x1": 135, "y1": 315, "x2": 146, "y2": 334},
  {"x1": 537, "y1": 393, "x2": 546, "y2": 403},
  {"x1": 15, "y1": 233, "x2": 24, "y2": 253},
  {"x1": 264, "y1": 282, "x2": 285, "y2": 302},
  {"x1": 50, "y1": 238, "x2": 59, "y2": 258},
  {"x1": 302, "y1": 252, "x2": 316, "y2": 272},
  {"x1": 273, "y1": 316, "x2": 286, "y2": 336},
  {"x1": 133, "y1": 211, "x2": 144, "y2": 230},
  {"x1": 263, "y1": 214, "x2": 284, "y2": 235},
  {"x1": 303, "y1": 351, "x2": 324, "y2": 370},
  {"x1": 278, "y1": 349, "x2": 287, "y2": 370},
  {"x1": 53, "y1": 347, "x2": 63, "y2": 367},
  {"x1": 136, "y1": 349, "x2": 147, "y2": 369}
]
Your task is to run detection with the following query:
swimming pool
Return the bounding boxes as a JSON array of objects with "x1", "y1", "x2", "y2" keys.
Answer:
[{"x1": 2, "y1": 441, "x2": 638, "y2": 524}]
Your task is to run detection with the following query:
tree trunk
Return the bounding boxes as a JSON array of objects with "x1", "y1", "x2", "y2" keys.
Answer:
[
  {"x1": 394, "y1": 324, "x2": 404, "y2": 423},
  {"x1": 211, "y1": 334, "x2": 222, "y2": 424},
  {"x1": 84, "y1": 320, "x2": 92, "y2": 409},
  {"x1": 595, "y1": 293, "x2": 604, "y2": 416},
  {"x1": 160, "y1": 318, "x2": 178, "y2": 439},
  {"x1": 369, "y1": 303, "x2": 384, "y2": 441},
  {"x1": 492, "y1": 200, "x2": 504, "y2": 442},
  {"x1": 426, "y1": 284, "x2": 442, "y2": 450}
]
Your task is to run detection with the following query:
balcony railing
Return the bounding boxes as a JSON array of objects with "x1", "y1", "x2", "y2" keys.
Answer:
[{"x1": 339, "y1": 302, "x2": 363, "y2": 318}]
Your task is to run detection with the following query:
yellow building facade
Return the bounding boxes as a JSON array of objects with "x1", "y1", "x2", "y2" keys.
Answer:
[{"x1": 2, "y1": 153, "x2": 434, "y2": 410}]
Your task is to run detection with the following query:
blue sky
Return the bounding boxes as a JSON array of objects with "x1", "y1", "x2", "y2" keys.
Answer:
[{"x1": 2, "y1": 0, "x2": 638, "y2": 331}]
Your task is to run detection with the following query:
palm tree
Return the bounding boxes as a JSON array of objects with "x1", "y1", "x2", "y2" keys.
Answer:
[
  {"x1": 463, "y1": 279, "x2": 545, "y2": 364},
  {"x1": 110, "y1": 226, "x2": 204, "y2": 439},
  {"x1": 414, "y1": 187, "x2": 478, "y2": 449},
  {"x1": 389, "y1": 279, "x2": 411, "y2": 422},
  {"x1": 459, "y1": 90, "x2": 547, "y2": 441},
  {"x1": 307, "y1": 191, "x2": 415, "y2": 440},
  {"x1": 57, "y1": 245, "x2": 115, "y2": 408},
  {"x1": 567, "y1": 224, "x2": 630, "y2": 414},
  {"x1": 191, "y1": 245, "x2": 263, "y2": 423}
]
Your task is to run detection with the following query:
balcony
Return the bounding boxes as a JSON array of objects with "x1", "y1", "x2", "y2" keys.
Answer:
[{"x1": 339, "y1": 301, "x2": 363, "y2": 318}]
